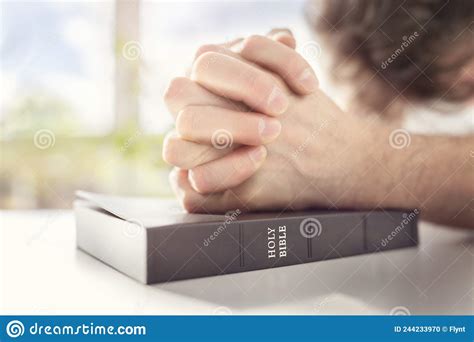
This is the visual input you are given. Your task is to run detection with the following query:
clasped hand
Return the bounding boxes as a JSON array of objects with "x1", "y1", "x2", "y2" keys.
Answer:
[{"x1": 163, "y1": 30, "x2": 389, "y2": 213}]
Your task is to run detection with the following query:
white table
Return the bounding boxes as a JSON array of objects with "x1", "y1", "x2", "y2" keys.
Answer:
[{"x1": 1, "y1": 210, "x2": 472, "y2": 315}]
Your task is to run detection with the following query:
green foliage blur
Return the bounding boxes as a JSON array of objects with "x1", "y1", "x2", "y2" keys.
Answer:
[{"x1": 0, "y1": 94, "x2": 173, "y2": 209}]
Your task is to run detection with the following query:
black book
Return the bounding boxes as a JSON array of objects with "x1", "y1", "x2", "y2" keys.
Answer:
[{"x1": 74, "y1": 191, "x2": 419, "y2": 284}]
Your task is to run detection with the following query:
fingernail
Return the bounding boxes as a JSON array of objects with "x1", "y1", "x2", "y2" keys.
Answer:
[
  {"x1": 298, "y1": 68, "x2": 318, "y2": 92},
  {"x1": 258, "y1": 118, "x2": 282, "y2": 142},
  {"x1": 188, "y1": 169, "x2": 206, "y2": 193},
  {"x1": 248, "y1": 146, "x2": 267, "y2": 165},
  {"x1": 267, "y1": 86, "x2": 289, "y2": 115}
]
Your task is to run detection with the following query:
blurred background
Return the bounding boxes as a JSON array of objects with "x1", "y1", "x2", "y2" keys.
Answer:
[{"x1": 1, "y1": 0, "x2": 322, "y2": 209}]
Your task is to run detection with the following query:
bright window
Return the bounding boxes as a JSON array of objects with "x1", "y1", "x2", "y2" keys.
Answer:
[{"x1": 1, "y1": 1, "x2": 115, "y2": 137}]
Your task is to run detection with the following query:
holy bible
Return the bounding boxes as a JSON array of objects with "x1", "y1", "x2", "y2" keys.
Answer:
[{"x1": 74, "y1": 191, "x2": 419, "y2": 284}]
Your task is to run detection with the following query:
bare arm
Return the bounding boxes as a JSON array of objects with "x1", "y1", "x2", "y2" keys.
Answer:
[
  {"x1": 376, "y1": 133, "x2": 474, "y2": 228},
  {"x1": 162, "y1": 33, "x2": 474, "y2": 230}
]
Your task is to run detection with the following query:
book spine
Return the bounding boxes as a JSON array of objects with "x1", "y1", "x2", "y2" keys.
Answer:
[{"x1": 146, "y1": 211, "x2": 418, "y2": 284}]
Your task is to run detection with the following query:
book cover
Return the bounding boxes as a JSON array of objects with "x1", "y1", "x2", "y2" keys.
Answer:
[{"x1": 74, "y1": 191, "x2": 419, "y2": 284}]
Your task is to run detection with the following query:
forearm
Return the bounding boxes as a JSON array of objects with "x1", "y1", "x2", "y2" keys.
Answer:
[{"x1": 378, "y1": 133, "x2": 473, "y2": 228}]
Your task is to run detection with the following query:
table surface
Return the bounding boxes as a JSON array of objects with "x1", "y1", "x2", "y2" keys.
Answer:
[{"x1": 1, "y1": 210, "x2": 473, "y2": 315}]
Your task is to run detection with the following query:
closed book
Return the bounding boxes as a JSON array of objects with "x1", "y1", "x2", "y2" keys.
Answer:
[{"x1": 74, "y1": 191, "x2": 419, "y2": 284}]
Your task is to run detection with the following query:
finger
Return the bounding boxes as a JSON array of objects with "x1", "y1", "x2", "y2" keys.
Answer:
[
  {"x1": 163, "y1": 77, "x2": 245, "y2": 166},
  {"x1": 225, "y1": 28, "x2": 295, "y2": 49},
  {"x1": 221, "y1": 37, "x2": 244, "y2": 49},
  {"x1": 193, "y1": 39, "x2": 316, "y2": 97},
  {"x1": 176, "y1": 105, "x2": 281, "y2": 146},
  {"x1": 236, "y1": 35, "x2": 318, "y2": 94},
  {"x1": 267, "y1": 28, "x2": 294, "y2": 36},
  {"x1": 169, "y1": 168, "x2": 209, "y2": 213},
  {"x1": 223, "y1": 29, "x2": 295, "y2": 50},
  {"x1": 162, "y1": 131, "x2": 233, "y2": 169},
  {"x1": 188, "y1": 29, "x2": 295, "y2": 77},
  {"x1": 186, "y1": 41, "x2": 244, "y2": 77},
  {"x1": 164, "y1": 77, "x2": 245, "y2": 118},
  {"x1": 266, "y1": 28, "x2": 296, "y2": 49},
  {"x1": 169, "y1": 168, "x2": 242, "y2": 213},
  {"x1": 186, "y1": 40, "x2": 243, "y2": 77},
  {"x1": 192, "y1": 45, "x2": 287, "y2": 98},
  {"x1": 194, "y1": 44, "x2": 258, "y2": 67},
  {"x1": 194, "y1": 32, "x2": 292, "y2": 64},
  {"x1": 192, "y1": 52, "x2": 289, "y2": 116},
  {"x1": 188, "y1": 145, "x2": 266, "y2": 194}
]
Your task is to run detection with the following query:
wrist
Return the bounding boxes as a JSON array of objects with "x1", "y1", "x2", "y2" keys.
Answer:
[{"x1": 369, "y1": 126, "x2": 425, "y2": 209}]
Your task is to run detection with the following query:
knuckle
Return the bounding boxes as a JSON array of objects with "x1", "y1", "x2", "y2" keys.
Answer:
[
  {"x1": 194, "y1": 146, "x2": 216, "y2": 167},
  {"x1": 193, "y1": 51, "x2": 222, "y2": 78},
  {"x1": 242, "y1": 69, "x2": 266, "y2": 92},
  {"x1": 288, "y1": 54, "x2": 310, "y2": 77},
  {"x1": 255, "y1": 75, "x2": 278, "y2": 103},
  {"x1": 162, "y1": 134, "x2": 180, "y2": 166},
  {"x1": 240, "y1": 35, "x2": 266, "y2": 55},
  {"x1": 176, "y1": 107, "x2": 198, "y2": 137},
  {"x1": 164, "y1": 77, "x2": 190, "y2": 104},
  {"x1": 230, "y1": 157, "x2": 250, "y2": 180}
]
